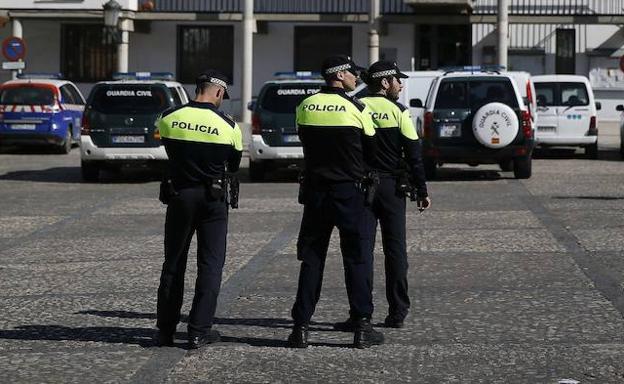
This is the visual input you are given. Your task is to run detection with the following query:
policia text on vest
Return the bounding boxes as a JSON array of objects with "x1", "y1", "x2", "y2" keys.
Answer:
[{"x1": 155, "y1": 70, "x2": 242, "y2": 349}]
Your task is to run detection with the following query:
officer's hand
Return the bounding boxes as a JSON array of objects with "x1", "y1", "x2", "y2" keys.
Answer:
[{"x1": 417, "y1": 196, "x2": 431, "y2": 212}]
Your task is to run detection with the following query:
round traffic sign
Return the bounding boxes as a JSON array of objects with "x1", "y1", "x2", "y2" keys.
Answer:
[{"x1": 2, "y1": 37, "x2": 26, "y2": 62}]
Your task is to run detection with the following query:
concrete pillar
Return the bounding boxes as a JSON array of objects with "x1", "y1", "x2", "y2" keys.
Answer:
[
  {"x1": 117, "y1": 19, "x2": 132, "y2": 73},
  {"x1": 241, "y1": 0, "x2": 254, "y2": 123},
  {"x1": 368, "y1": 0, "x2": 380, "y2": 65},
  {"x1": 497, "y1": 0, "x2": 509, "y2": 69},
  {"x1": 11, "y1": 18, "x2": 23, "y2": 79}
]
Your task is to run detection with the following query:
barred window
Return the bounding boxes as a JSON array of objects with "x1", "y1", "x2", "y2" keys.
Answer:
[
  {"x1": 178, "y1": 26, "x2": 234, "y2": 84},
  {"x1": 61, "y1": 25, "x2": 117, "y2": 83},
  {"x1": 294, "y1": 26, "x2": 352, "y2": 72}
]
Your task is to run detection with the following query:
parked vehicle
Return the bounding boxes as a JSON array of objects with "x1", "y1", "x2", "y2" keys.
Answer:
[
  {"x1": 247, "y1": 72, "x2": 323, "y2": 181},
  {"x1": 0, "y1": 73, "x2": 84, "y2": 154},
  {"x1": 413, "y1": 66, "x2": 535, "y2": 179},
  {"x1": 80, "y1": 72, "x2": 189, "y2": 181},
  {"x1": 614, "y1": 104, "x2": 624, "y2": 159},
  {"x1": 532, "y1": 75, "x2": 600, "y2": 159}
]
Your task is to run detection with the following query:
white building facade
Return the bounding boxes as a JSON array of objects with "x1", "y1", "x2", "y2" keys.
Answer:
[{"x1": 1, "y1": 0, "x2": 624, "y2": 119}]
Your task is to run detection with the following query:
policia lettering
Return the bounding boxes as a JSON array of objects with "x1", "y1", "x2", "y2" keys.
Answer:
[
  {"x1": 170, "y1": 120, "x2": 220, "y2": 135},
  {"x1": 300, "y1": 104, "x2": 347, "y2": 112},
  {"x1": 155, "y1": 69, "x2": 243, "y2": 348}
]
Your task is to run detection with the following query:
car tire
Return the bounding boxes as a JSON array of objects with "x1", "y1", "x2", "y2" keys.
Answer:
[
  {"x1": 81, "y1": 161, "x2": 100, "y2": 182},
  {"x1": 499, "y1": 159, "x2": 513, "y2": 172},
  {"x1": 249, "y1": 160, "x2": 266, "y2": 182},
  {"x1": 513, "y1": 155, "x2": 532, "y2": 179},
  {"x1": 424, "y1": 157, "x2": 437, "y2": 180},
  {"x1": 585, "y1": 142, "x2": 598, "y2": 159},
  {"x1": 58, "y1": 128, "x2": 72, "y2": 154},
  {"x1": 620, "y1": 142, "x2": 624, "y2": 159}
]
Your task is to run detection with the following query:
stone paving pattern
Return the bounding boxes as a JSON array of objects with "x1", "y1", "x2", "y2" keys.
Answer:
[{"x1": 0, "y1": 125, "x2": 623, "y2": 383}]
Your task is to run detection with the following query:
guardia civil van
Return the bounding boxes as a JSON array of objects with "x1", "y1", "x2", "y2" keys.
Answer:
[{"x1": 80, "y1": 72, "x2": 188, "y2": 181}]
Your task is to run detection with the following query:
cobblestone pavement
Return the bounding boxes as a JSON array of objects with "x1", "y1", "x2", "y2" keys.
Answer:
[{"x1": 0, "y1": 124, "x2": 623, "y2": 383}]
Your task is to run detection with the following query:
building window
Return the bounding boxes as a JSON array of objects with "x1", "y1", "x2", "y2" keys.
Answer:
[
  {"x1": 61, "y1": 25, "x2": 117, "y2": 83},
  {"x1": 177, "y1": 26, "x2": 234, "y2": 84},
  {"x1": 294, "y1": 26, "x2": 352, "y2": 72},
  {"x1": 556, "y1": 29, "x2": 575, "y2": 74}
]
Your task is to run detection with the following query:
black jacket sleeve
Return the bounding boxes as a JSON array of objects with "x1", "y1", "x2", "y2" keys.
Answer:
[
  {"x1": 401, "y1": 137, "x2": 428, "y2": 197},
  {"x1": 227, "y1": 148, "x2": 242, "y2": 173}
]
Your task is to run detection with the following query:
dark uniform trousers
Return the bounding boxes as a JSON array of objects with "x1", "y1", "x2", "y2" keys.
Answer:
[
  {"x1": 368, "y1": 176, "x2": 410, "y2": 321},
  {"x1": 157, "y1": 185, "x2": 228, "y2": 337},
  {"x1": 291, "y1": 181, "x2": 375, "y2": 325}
]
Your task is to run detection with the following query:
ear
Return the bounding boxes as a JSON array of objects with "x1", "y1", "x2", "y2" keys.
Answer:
[
  {"x1": 336, "y1": 71, "x2": 346, "y2": 81},
  {"x1": 381, "y1": 77, "x2": 391, "y2": 89},
  {"x1": 216, "y1": 88, "x2": 222, "y2": 98}
]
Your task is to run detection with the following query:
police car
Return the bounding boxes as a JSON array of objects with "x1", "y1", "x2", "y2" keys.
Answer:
[
  {"x1": 0, "y1": 73, "x2": 84, "y2": 154},
  {"x1": 247, "y1": 72, "x2": 324, "y2": 181},
  {"x1": 80, "y1": 72, "x2": 189, "y2": 181}
]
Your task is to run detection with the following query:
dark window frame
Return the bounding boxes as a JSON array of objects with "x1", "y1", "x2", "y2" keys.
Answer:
[
  {"x1": 177, "y1": 25, "x2": 235, "y2": 85},
  {"x1": 61, "y1": 24, "x2": 117, "y2": 83},
  {"x1": 294, "y1": 26, "x2": 353, "y2": 72}
]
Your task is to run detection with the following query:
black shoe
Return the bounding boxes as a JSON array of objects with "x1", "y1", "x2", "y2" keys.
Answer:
[
  {"x1": 287, "y1": 324, "x2": 309, "y2": 349},
  {"x1": 188, "y1": 329, "x2": 221, "y2": 349},
  {"x1": 384, "y1": 316, "x2": 405, "y2": 329},
  {"x1": 333, "y1": 316, "x2": 357, "y2": 332},
  {"x1": 157, "y1": 331, "x2": 174, "y2": 347},
  {"x1": 353, "y1": 318, "x2": 384, "y2": 349}
]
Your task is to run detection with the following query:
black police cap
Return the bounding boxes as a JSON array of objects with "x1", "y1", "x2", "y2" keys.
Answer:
[
  {"x1": 321, "y1": 55, "x2": 364, "y2": 77},
  {"x1": 367, "y1": 61, "x2": 409, "y2": 80},
  {"x1": 196, "y1": 69, "x2": 230, "y2": 99}
]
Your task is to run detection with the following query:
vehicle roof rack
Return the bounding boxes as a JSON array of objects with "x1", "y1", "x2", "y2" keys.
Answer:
[
  {"x1": 112, "y1": 72, "x2": 175, "y2": 81},
  {"x1": 16, "y1": 73, "x2": 64, "y2": 80},
  {"x1": 442, "y1": 65, "x2": 506, "y2": 75},
  {"x1": 273, "y1": 71, "x2": 323, "y2": 80}
]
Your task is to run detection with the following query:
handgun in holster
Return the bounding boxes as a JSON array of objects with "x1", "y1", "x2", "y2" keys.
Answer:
[
  {"x1": 206, "y1": 178, "x2": 226, "y2": 201},
  {"x1": 159, "y1": 179, "x2": 178, "y2": 205},
  {"x1": 395, "y1": 160, "x2": 417, "y2": 202},
  {"x1": 297, "y1": 170, "x2": 306, "y2": 205},
  {"x1": 362, "y1": 171, "x2": 380, "y2": 207}
]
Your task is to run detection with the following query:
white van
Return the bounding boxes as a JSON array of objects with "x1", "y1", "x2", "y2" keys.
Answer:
[
  {"x1": 532, "y1": 75, "x2": 600, "y2": 158},
  {"x1": 352, "y1": 70, "x2": 443, "y2": 136},
  {"x1": 506, "y1": 71, "x2": 538, "y2": 130}
]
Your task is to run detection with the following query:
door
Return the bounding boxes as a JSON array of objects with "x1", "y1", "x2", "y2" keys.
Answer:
[
  {"x1": 557, "y1": 82, "x2": 591, "y2": 138},
  {"x1": 534, "y1": 82, "x2": 559, "y2": 138},
  {"x1": 556, "y1": 29, "x2": 575, "y2": 74}
]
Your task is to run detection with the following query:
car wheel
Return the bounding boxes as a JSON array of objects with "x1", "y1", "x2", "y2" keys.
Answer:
[
  {"x1": 620, "y1": 141, "x2": 624, "y2": 159},
  {"x1": 81, "y1": 160, "x2": 100, "y2": 182},
  {"x1": 424, "y1": 157, "x2": 437, "y2": 180},
  {"x1": 58, "y1": 128, "x2": 72, "y2": 154},
  {"x1": 585, "y1": 142, "x2": 598, "y2": 159},
  {"x1": 499, "y1": 159, "x2": 513, "y2": 172},
  {"x1": 249, "y1": 160, "x2": 266, "y2": 182},
  {"x1": 513, "y1": 155, "x2": 532, "y2": 179}
]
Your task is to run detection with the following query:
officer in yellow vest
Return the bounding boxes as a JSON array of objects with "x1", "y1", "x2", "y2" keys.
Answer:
[
  {"x1": 288, "y1": 55, "x2": 384, "y2": 349},
  {"x1": 335, "y1": 61, "x2": 430, "y2": 331},
  {"x1": 155, "y1": 70, "x2": 243, "y2": 349}
]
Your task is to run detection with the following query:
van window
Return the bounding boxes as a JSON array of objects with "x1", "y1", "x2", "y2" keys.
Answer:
[
  {"x1": 89, "y1": 84, "x2": 170, "y2": 114},
  {"x1": 561, "y1": 83, "x2": 589, "y2": 106},
  {"x1": 168, "y1": 87, "x2": 183, "y2": 106},
  {"x1": 535, "y1": 83, "x2": 556, "y2": 106},
  {"x1": 261, "y1": 84, "x2": 322, "y2": 113},
  {"x1": 0, "y1": 86, "x2": 55, "y2": 106},
  {"x1": 535, "y1": 82, "x2": 589, "y2": 107}
]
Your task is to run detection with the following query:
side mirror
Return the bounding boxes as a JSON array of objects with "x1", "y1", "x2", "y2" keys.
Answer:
[
  {"x1": 616, "y1": 104, "x2": 624, "y2": 112},
  {"x1": 595, "y1": 101, "x2": 601, "y2": 111},
  {"x1": 410, "y1": 98, "x2": 423, "y2": 108},
  {"x1": 247, "y1": 100, "x2": 256, "y2": 111}
]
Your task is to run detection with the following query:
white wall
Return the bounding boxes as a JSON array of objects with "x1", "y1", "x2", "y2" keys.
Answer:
[{"x1": 381, "y1": 23, "x2": 414, "y2": 71}]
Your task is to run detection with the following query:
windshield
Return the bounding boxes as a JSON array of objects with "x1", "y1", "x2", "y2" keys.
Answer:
[
  {"x1": 435, "y1": 79, "x2": 518, "y2": 110},
  {"x1": 260, "y1": 84, "x2": 322, "y2": 113},
  {"x1": 535, "y1": 82, "x2": 589, "y2": 107},
  {"x1": 89, "y1": 84, "x2": 170, "y2": 114},
  {"x1": 0, "y1": 86, "x2": 55, "y2": 106}
]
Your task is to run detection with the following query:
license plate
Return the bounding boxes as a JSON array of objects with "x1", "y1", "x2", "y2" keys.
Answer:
[
  {"x1": 538, "y1": 126, "x2": 556, "y2": 133},
  {"x1": 283, "y1": 134, "x2": 300, "y2": 143},
  {"x1": 112, "y1": 135, "x2": 145, "y2": 144},
  {"x1": 11, "y1": 124, "x2": 36, "y2": 130},
  {"x1": 439, "y1": 124, "x2": 460, "y2": 138}
]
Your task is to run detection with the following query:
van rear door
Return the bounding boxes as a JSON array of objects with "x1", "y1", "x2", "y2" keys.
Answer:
[{"x1": 557, "y1": 82, "x2": 591, "y2": 139}]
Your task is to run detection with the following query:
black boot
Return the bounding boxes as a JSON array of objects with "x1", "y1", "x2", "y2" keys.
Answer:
[
  {"x1": 353, "y1": 318, "x2": 384, "y2": 349},
  {"x1": 157, "y1": 331, "x2": 174, "y2": 347},
  {"x1": 188, "y1": 329, "x2": 221, "y2": 349},
  {"x1": 287, "y1": 324, "x2": 309, "y2": 348},
  {"x1": 384, "y1": 315, "x2": 405, "y2": 329},
  {"x1": 333, "y1": 316, "x2": 357, "y2": 332}
]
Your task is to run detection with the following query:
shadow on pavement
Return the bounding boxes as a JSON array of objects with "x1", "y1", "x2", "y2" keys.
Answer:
[
  {"x1": 551, "y1": 196, "x2": 624, "y2": 200},
  {"x1": 0, "y1": 167, "x2": 162, "y2": 184},
  {"x1": 431, "y1": 167, "x2": 507, "y2": 181}
]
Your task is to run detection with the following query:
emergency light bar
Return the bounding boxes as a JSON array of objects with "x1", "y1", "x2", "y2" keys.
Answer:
[
  {"x1": 442, "y1": 65, "x2": 507, "y2": 75},
  {"x1": 273, "y1": 71, "x2": 323, "y2": 80},
  {"x1": 17, "y1": 73, "x2": 63, "y2": 80},
  {"x1": 112, "y1": 72, "x2": 175, "y2": 81}
]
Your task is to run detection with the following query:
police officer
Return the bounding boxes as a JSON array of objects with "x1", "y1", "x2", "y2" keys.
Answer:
[
  {"x1": 155, "y1": 70, "x2": 243, "y2": 349},
  {"x1": 335, "y1": 61, "x2": 431, "y2": 331},
  {"x1": 288, "y1": 55, "x2": 384, "y2": 349}
]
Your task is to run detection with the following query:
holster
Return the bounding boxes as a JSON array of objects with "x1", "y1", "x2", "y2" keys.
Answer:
[
  {"x1": 159, "y1": 179, "x2": 178, "y2": 205},
  {"x1": 361, "y1": 171, "x2": 380, "y2": 207},
  {"x1": 205, "y1": 178, "x2": 226, "y2": 201},
  {"x1": 226, "y1": 174, "x2": 240, "y2": 209},
  {"x1": 297, "y1": 170, "x2": 306, "y2": 205}
]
